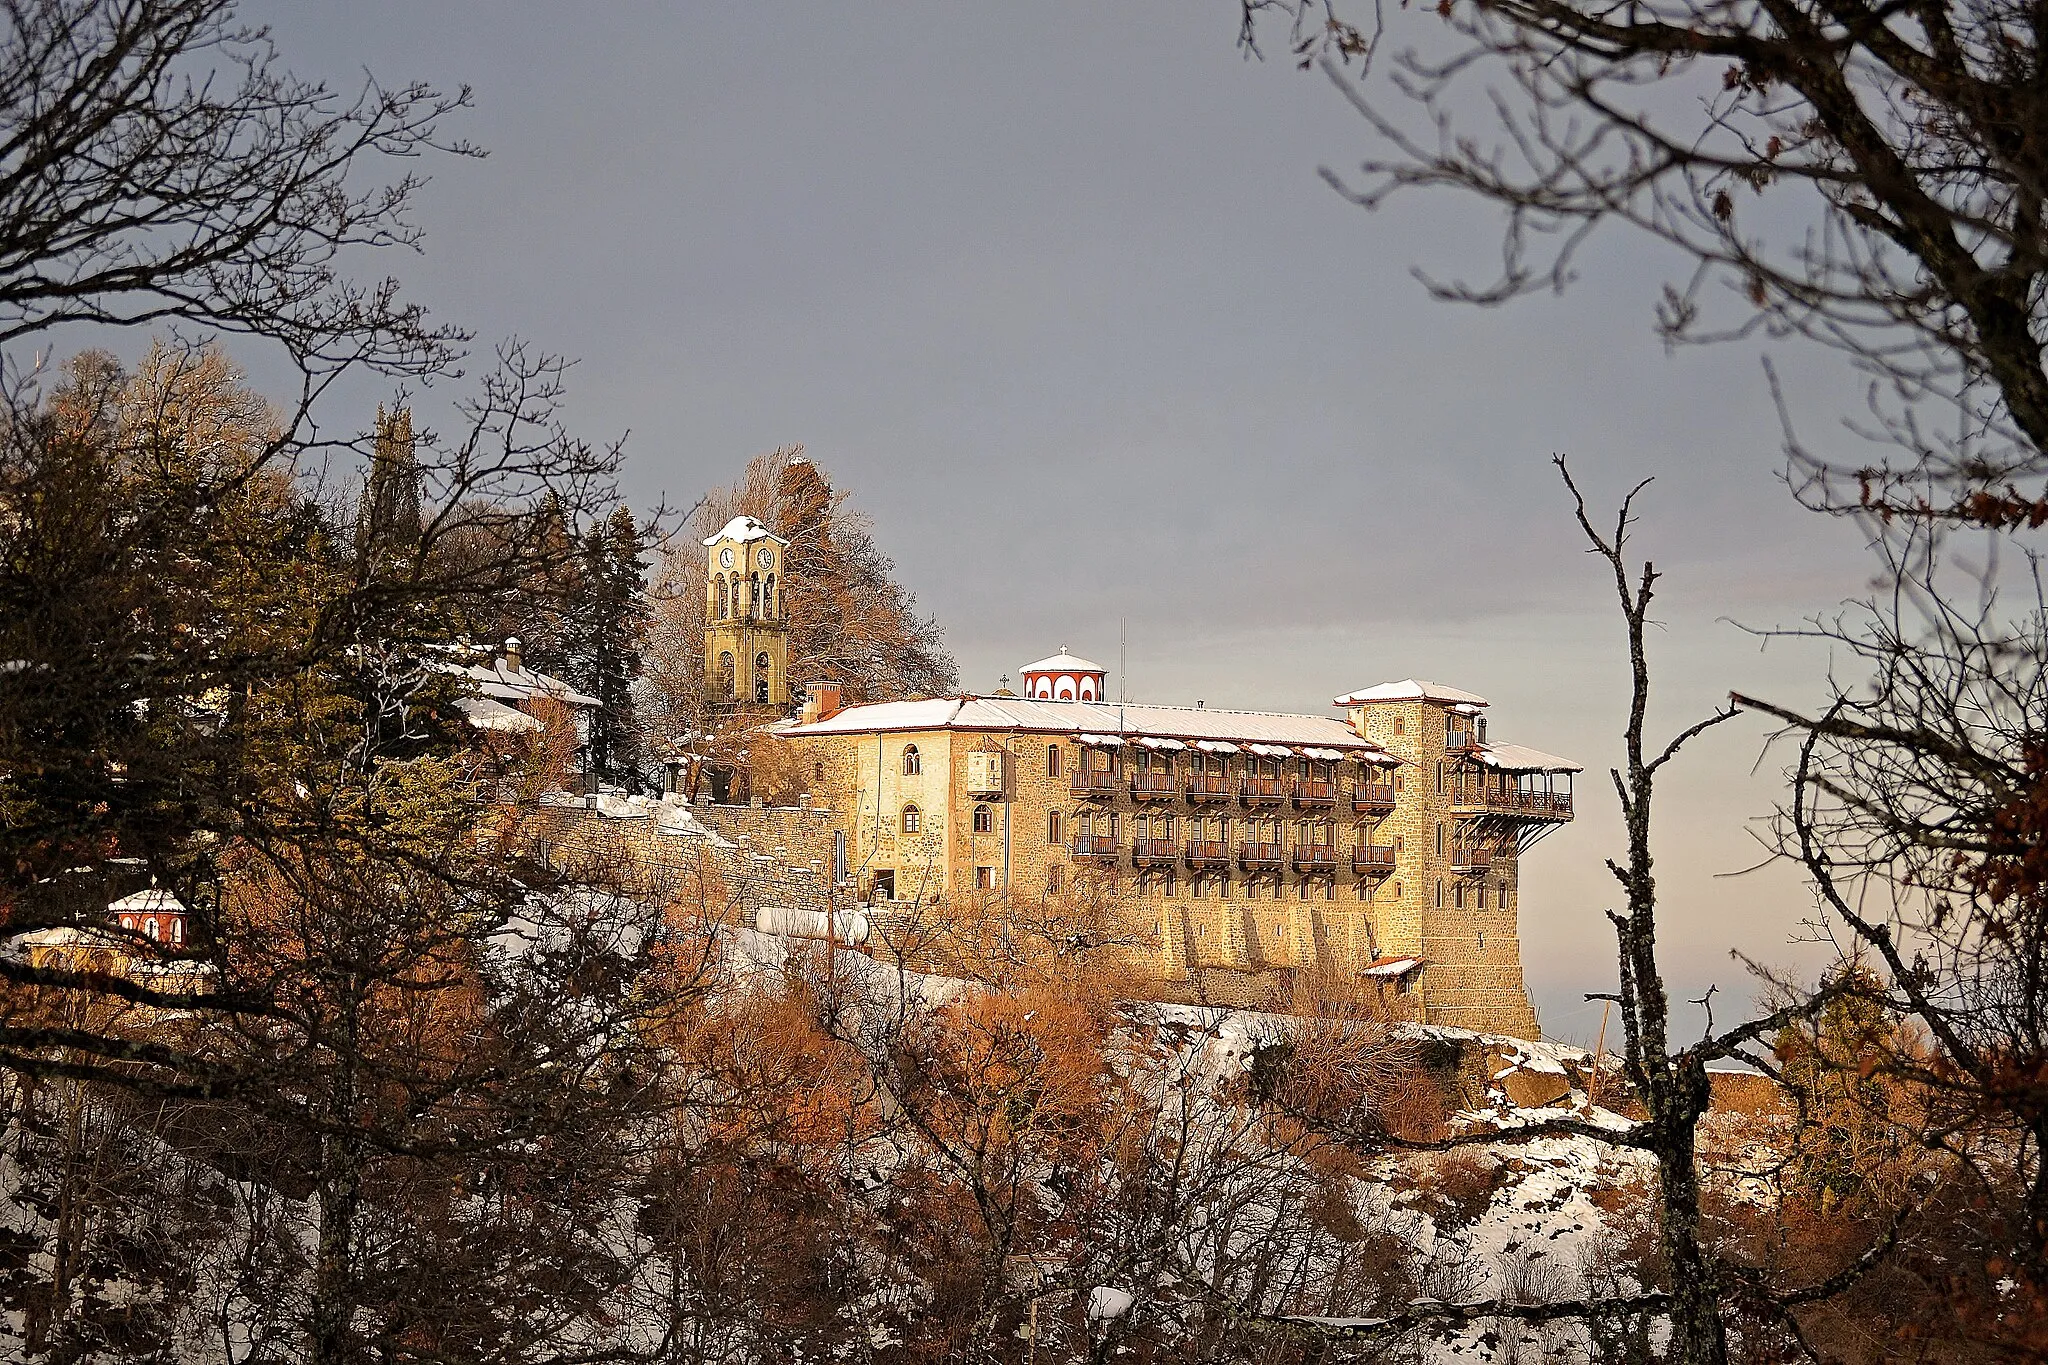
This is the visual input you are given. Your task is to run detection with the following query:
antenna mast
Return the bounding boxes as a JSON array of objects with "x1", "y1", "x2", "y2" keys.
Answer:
[{"x1": 1120, "y1": 617, "x2": 1127, "y2": 736}]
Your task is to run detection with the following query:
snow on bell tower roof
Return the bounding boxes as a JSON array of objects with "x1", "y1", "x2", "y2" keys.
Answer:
[
  {"x1": 1020, "y1": 646, "x2": 1107, "y2": 702},
  {"x1": 701, "y1": 515, "x2": 789, "y2": 548},
  {"x1": 1021, "y1": 648, "x2": 1104, "y2": 674},
  {"x1": 1332, "y1": 679, "x2": 1490, "y2": 707}
]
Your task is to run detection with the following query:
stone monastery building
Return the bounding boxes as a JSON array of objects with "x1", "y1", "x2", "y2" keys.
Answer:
[{"x1": 694, "y1": 515, "x2": 1579, "y2": 1039}]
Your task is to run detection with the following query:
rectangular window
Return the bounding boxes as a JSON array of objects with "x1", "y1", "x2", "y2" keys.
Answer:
[
  {"x1": 976, "y1": 866, "x2": 995, "y2": 890},
  {"x1": 1047, "y1": 866, "x2": 1062, "y2": 893},
  {"x1": 1048, "y1": 809, "x2": 1063, "y2": 845},
  {"x1": 1047, "y1": 744, "x2": 1061, "y2": 778}
]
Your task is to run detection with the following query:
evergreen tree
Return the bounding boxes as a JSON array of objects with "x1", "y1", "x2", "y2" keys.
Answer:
[
  {"x1": 353, "y1": 405, "x2": 421, "y2": 578},
  {"x1": 575, "y1": 505, "x2": 649, "y2": 789}
]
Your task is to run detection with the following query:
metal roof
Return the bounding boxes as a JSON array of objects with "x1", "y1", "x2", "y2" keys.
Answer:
[
  {"x1": 1332, "y1": 679, "x2": 1491, "y2": 707},
  {"x1": 1477, "y1": 742, "x2": 1582, "y2": 773},
  {"x1": 1021, "y1": 649, "x2": 1105, "y2": 674},
  {"x1": 784, "y1": 694, "x2": 1388, "y2": 753}
]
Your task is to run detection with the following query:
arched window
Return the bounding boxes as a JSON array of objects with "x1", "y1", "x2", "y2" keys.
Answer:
[
  {"x1": 901, "y1": 804, "x2": 921, "y2": 834},
  {"x1": 973, "y1": 804, "x2": 994, "y2": 834},
  {"x1": 755, "y1": 652, "x2": 772, "y2": 704},
  {"x1": 764, "y1": 574, "x2": 775, "y2": 617},
  {"x1": 715, "y1": 575, "x2": 728, "y2": 619},
  {"x1": 718, "y1": 651, "x2": 735, "y2": 698},
  {"x1": 144, "y1": 918, "x2": 159, "y2": 939},
  {"x1": 902, "y1": 744, "x2": 921, "y2": 776},
  {"x1": 1046, "y1": 744, "x2": 1061, "y2": 778},
  {"x1": 170, "y1": 919, "x2": 183, "y2": 945},
  {"x1": 1047, "y1": 809, "x2": 1063, "y2": 845}
]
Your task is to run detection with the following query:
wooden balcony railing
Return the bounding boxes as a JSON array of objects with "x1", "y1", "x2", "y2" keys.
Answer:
[
  {"x1": 1447, "y1": 785, "x2": 1574, "y2": 820},
  {"x1": 1239, "y1": 776, "x2": 1287, "y2": 806},
  {"x1": 1070, "y1": 769, "x2": 1119, "y2": 798},
  {"x1": 1129, "y1": 772, "x2": 1177, "y2": 801},
  {"x1": 1132, "y1": 837, "x2": 1179, "y2": 866},
  {"x1": 1186, "y1": 774, "x2": 1234, "y2": 803},
  {"x1": 1184, "y1": 839, "x2": 1231, "y2": 868},
  {"x1": 1352, "y1": 844, "x2": 1396, "y2": 873},
  {"x1": 1446, "y1": 727, "x2": 1482, "y2": 752},
  {"x1": 1292, "y1": 779, "x2": 1335, "y2": 808},
  {"x1": 1238, "y1": 840, "x2": 1285, "y2": 869},
  {"x1": 1071, "y1": 833, "x2": 1121, "y2": 860},
  {"x1": 1293, "y1": 844, "x2": 1339, "y2": 872},
  {"x1": 1352, "y1": 781, "x2": 1397, "y2": 811},
  {"x1": 1450, "y1": 846, "x2": 1494, "y2": 874}
]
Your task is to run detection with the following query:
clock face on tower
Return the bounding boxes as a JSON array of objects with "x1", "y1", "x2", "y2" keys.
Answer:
[
  {"x1": 757, "y1": 548, "x2": 774, "y2": 569},
  {"x1": 719, "y1": 547, "x2": 734, "y2": 567}
]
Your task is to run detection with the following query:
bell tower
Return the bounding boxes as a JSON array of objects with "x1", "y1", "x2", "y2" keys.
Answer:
[{"x1": 703, "y1": 515, "x2": 791, "y2": 709}]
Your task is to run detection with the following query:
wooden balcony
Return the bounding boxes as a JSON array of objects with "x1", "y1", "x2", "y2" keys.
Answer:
[
  {"x1": 1293, "y1": 845, "x2": 1339, "y2": 873},
  {"x1": 1129, "y1": 771, "x2": 1177, "y2": 802},
  {"x1": 1238, "y1": 840, "x2": 1285, "y2": 869},
  {"x1": 1070, "y1": 769, "x2": 1119, "y2": 799},
  {"x1": 1184, "y1": 839, "x2": 1231, "y2": 869},
  {"x1": 1239, "y1": 776, "x2": 1287, "y2": 806},
  {"x1": 1447, "y1": 785, "x2": 1574, "y2": 821},
  {"x1": 1352, "y1": 781, "x2": 1397, "y2": 812},
  {"x1": 1446, "y1": 726, "x2": 1482, "y2": 753},
  {"x1": 1132, "y1": 837, "x2": 1179, "y2": 867},
  {"x1": 1292, "y1": 778, "x2": 1335, "y2": 809},
  {"x1": 1352, "y1": 844, "x2": 1396, "y2": 874},
  {"x1": 1450, "y1": 846, "x2": 1494, "y2": 874},
  {"x1": 1186, "y1": 774, "x2": 1234, "y2": 803},
  {"x1": 1071, "y1": 833, "x2": 1121, "y2": 860}
]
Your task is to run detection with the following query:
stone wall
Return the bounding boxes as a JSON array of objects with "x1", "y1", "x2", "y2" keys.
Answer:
[{"x1": 520, "y1": 797, "x2": 842, "y2": 929}]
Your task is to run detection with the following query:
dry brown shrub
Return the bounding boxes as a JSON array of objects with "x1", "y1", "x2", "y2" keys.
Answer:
[{"x1": 1413, "y1": 1148, "x2": 1499, "y2": 1235}]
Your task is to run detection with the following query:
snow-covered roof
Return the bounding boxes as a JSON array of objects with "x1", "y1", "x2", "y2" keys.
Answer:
[
  {"x1": 1361, "y1": 955, "x2": 1424, "y2": 977},
  {"x1": 110, "y1": 889, "x2": 184, "y2": 915},
  {"x1": 1478, "y1": 743, "x2": 1582, "y2": 773},
  {"x1": 784, "y1": 694, "x2": 1391, "y2": 755},
  {"x1": 1332, "y1": 679, "x2": 1490, "y2": 707},
  {"x1": 1021, "y1": 650, "x2": 1104, "y2": 674},
  {"x1": 456, "y1": 696, "x2": 545, "y2": 733},
  {"x1": 700, "y1": 515, "x2": 788, "y2": 547},
  {"x1": 454, "y1": 658, "x2": 600, "y2": 710}
]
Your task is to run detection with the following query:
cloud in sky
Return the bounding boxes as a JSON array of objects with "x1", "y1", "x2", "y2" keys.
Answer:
[{"x1": 244, "y1": 0, "x2": 1879, "y2": 1039}]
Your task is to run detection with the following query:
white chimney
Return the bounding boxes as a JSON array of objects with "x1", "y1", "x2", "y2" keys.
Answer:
[{"x1": 503, "y1": 636, "x2": 524, "y2": 673}]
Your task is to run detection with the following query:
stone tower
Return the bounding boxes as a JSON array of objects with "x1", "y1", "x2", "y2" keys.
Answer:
[{"x1": 702, "y1": 515, "x2": 791, "y2": 709}]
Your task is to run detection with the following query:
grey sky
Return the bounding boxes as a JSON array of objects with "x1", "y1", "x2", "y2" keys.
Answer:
[{"x1": 238, "y1": 1, "x2": 1881, "y2": 1042}]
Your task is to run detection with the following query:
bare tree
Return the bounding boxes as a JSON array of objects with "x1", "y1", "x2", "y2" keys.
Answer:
[
  {"x1": 0, "y1": 0, "x2": 471, "y2": 375},
  {"x1": 1240, "y1": 0, "x2": 2048, "y2": 522}
]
